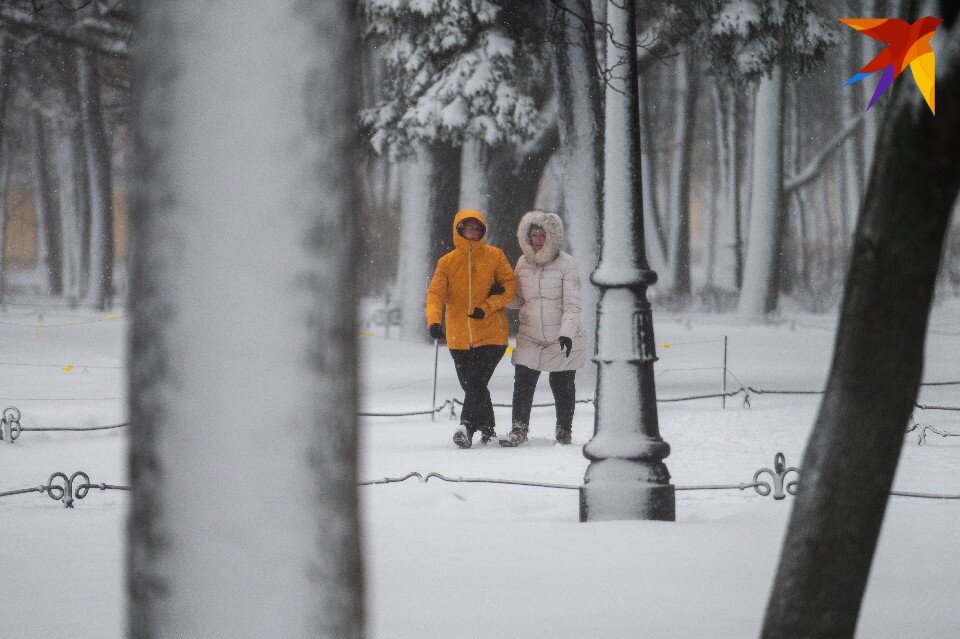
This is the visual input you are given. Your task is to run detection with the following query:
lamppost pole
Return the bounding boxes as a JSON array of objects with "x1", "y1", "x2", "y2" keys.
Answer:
[{"x1": 579, "y1": 0, "x2": 674, "y2": 522}]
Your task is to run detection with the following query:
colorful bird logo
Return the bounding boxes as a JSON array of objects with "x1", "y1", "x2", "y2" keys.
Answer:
[{"x1": 841, "y1": 16, "x2": 943, "y2": 114}]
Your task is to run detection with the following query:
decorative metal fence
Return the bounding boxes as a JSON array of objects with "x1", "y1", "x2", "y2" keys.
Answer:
[{"x1": 5, "y1": 453, "x2": 960, "y2": 509}]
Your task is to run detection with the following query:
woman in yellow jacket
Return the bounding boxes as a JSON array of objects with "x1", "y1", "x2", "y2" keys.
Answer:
[{"x1": 426, "y1": 210, "x2": 516, "y2": 448}]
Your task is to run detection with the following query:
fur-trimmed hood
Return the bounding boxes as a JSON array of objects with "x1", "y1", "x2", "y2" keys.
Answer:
[{"x1": 517, "y1": 210, "x2": 563, "y2": 265}]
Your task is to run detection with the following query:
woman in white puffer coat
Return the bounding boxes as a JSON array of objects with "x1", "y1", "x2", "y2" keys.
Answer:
[{"x1": 500, "y1": 210, "x2": 586, "y2": 446}]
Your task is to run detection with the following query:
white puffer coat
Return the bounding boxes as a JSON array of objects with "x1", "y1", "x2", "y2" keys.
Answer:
[{"x1": 509, "y1": 211, "x2": 587, "y2": 372}]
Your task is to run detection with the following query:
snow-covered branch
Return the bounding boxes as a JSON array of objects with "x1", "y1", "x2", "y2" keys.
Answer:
[
  {"x1": 0, "y1": 4, "x2": 129, "y2": 57},
  {"x1": 784, "y1": 112, "x2": 866, "y2": 193}
]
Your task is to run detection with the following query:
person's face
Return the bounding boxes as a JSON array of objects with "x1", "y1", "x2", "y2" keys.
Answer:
[
  {"x1": 461, "y1": 219, "x2": 483, "y2": 241},
  {"x1": 530, "y1": 231, "x2": 546, "y2": 252}
]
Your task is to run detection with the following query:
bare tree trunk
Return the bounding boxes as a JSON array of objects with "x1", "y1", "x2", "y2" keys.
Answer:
[
  {"x1": 30, "y1": 108, "x2": 64, "y2": 296},
  {"x1": 725, "y1": 85, "x2": 744, "y2": 289},
  {"x1": 793, "y1": 189, "x2": 812, "y2": 291},
  {"x1": 703, "y1": 148, "x2": 719, "y2": 288},
  {"x1": 840, "y1": 2, "x2": 863, "y2": 237},
  {"x1": 704, "y1": 81, "x2": 727, "y2": 289},
  {"x1": 0, "y1": 32, "x2": 12, "y2": 302},
  {"x1": 663, "y1": 49, "x2": 698, "y2": 296},
  {"x1": 739, "y1": 67, "x2": 786, "y2": 318},
  {"x1": 71, "y1": 116, "x2": 92, "y2": 299},
  {"x1": 553, "y1": 0, "x2": 602, "y2": 353},
  {"x1": 763, "y1": 9, "x2": 960, "y2": 635},
  {"x1": 77, "y1": 46, "x2": 113, "y2": 309},
  {"x1": 0, "y1": 141, "x2": 8, "y2": 302},
  {"x1": 48, "y1": 117, "x2": 88, "y2": 305},
  {"x1": 786, "y1": 85, "x2": 811, "y2": 295},
  {"x1": 56, "y1": 45, "x2": 90, "y2": 304},
  {"x1": 128, "y1": 3, "x2": 365, "y2": 637}
]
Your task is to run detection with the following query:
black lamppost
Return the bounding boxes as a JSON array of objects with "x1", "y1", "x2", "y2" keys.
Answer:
[{"x1": 579, "y1": 0, "x2": 674, "y2": 522}]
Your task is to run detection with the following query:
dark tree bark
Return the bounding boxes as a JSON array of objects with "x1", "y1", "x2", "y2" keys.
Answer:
[
  {"x1": 762, "y1": 6, "x2": 960, "y2": 636},
  {"x1": 664, "y1": 47, "x2": 698, "y2": 296},
  {"x1": 77, "y1": 45, "x2": 113, "y2": 310},
  {"x1": 30, "y1": 108, "x2": 64, "y2": 296}
]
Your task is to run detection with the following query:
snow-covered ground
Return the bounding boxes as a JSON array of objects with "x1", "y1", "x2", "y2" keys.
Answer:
[{"x1": 2, "y1": 301, "x2": 960, "y2": 638}]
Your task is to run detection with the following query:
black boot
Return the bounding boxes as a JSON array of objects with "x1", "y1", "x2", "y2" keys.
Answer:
[
  {"x1": 555, "y1": 422, "x2": 572, "y2": 445},
  {"x1": 478, "y1": 424, "x2": 497, "y2": 445},
  {"x1": 453, "y1": 422, "x2": 474, "y2": 449}
]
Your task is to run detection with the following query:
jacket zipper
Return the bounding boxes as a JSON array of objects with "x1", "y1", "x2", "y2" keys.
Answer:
[{"x1": 467, "y1": 247, "x2": 475, "y2": 347}]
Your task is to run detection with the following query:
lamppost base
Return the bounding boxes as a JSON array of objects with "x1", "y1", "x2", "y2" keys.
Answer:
[{"x1": 579, "y1": 482, "x2": 675, "y2": 522}]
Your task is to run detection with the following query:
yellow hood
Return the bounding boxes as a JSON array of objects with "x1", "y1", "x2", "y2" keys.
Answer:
[{"x1": 452, "y1": 209, "x2": 487, "y2": 251}]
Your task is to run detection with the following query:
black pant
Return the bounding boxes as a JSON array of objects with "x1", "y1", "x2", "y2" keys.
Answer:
[
  {"x1": 450, "y1": 345, "x2": 507, "y2": 434},
  {"x1": 512, "y1": 364, "x2": 576, "y2": 429}
]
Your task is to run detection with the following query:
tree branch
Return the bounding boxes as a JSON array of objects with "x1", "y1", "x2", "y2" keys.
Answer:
[
  {"x1": 0, "y1": 4, "x2": 129, "y2": 58},
  {"x1": 784, "y1": 111, "x2": 867, "y2": 193}
]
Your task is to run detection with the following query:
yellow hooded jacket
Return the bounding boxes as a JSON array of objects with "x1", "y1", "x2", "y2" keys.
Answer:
[{"x1": 425, "y1": 210, "x2": 516, "y2": 350}]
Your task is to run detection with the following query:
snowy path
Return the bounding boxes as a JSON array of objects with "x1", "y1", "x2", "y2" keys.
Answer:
[{"x1": 2, "y1": 306, "x2": 959, "y2": 637}]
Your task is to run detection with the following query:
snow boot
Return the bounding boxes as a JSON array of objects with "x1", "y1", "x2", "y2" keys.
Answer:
[
  {"x1": 499, "y1": 422, "x2": 529, "y2": 447},
  {"x1": 453, "y1": 424, "x2": 474, "y2": 449},
  {"x1": 555, "y1": 423, "x2": 572, "y2": 445},
  {"x1": 478, "y1": 425, "x2": 497, "y2": 445}
]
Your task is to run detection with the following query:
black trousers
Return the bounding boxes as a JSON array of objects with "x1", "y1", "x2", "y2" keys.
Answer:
[
  {"x1": 450, "y1": 345, "x2": 507, "y2": 434},
  {"x1": 512, "y1": 364, "x2": 576, "y2": 429}
]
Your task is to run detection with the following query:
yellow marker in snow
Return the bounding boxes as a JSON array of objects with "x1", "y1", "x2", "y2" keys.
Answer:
[
  {"x1": 35, "y1": 327, "x2": 41, "y2": 340},
  {"x1": 62, "y1": 365, "x2": 74, "y2": 373},
  {"x1": 105, "y1": 313, "x2": 121, "y2": 320},
  {"x1": 358, "y1": 330, "x2": 374, "y2": 338},
  {"x1": 663, "y1": 342, "x2": 670, "y2": 350},
  {"x1": 506, "y1": 345, "x2": 514, "y2": 355}
]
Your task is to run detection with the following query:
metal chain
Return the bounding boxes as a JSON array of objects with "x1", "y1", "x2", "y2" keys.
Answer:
[{"x1": 5, "y1": 454, "x2": 960, "y2": 507}]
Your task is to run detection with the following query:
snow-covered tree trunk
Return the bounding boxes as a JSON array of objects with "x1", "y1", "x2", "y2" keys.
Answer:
[
  {"x1": 459, "y1": 138, "x2": 492, "y2": 236},
  {"x1": 30, "y1": 108, "x2": 64, "y2": 296},
  {"x1": 705, "y1": 81, "x2": 727, "y2": 288},
  {"x1": 738, "y1": 67, "x2": 785, "y2": 319},
  {"x1": 661, "y1": 49, "x2": 698, "y2": 296},
  {"x1": 77, "y1": 46, "x2": 113, "y2": 310},
  {"x1": 61, "y1": 47, "x2": 92, "y2": 303},
  {"x1": 638, "y1": 74, "x2": 666, "y2": 272},
  {"x1": 763, "y1": 9, "x2": 960, "y2": 632},
  {"x1": 71, "y1": 116, "x2": 92, "y2": 299},
  {"x1": 860, "y1": 0, "x2": 879, "y2": 178},
  {"x1": 703, "y1": 150, "x2": 719, "y2": 288},
  {"x1": 128, "y1": 3, "x2": 365, "y2": 637},
  {"x1": 591, "y1": 0, "x2": 606, "y2": 75},
  {"x1": 840, "y1": 10, "x2": 862, "y2": 239},
  {"x1": 722, "y1": 85, "x2": 744, "y2": 290},
  {"x1": 398, "y1": 143, "x2": 439, "y2": 341},
  {"x1": 553, "y1": 0, "x2": 602, "y2": 353},
  {"x1": 51, "y1": 120, "x2": 85, "y2": 304}
]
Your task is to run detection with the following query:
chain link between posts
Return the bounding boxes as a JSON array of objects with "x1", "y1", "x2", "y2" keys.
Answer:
[{"x1": 5, "y1": 453, "x2": 960, "y2": 508}]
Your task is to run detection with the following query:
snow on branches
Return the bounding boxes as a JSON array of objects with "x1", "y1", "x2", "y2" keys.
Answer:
[
  {"x1": 705, "y1": 0, "x2": 838, "y2": 82},
  {"x1": 361, "y1": 0, "x2": 546, "y2": 160}
]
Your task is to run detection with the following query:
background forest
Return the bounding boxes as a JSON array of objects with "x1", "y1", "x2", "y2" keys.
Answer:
[{"x1": 1, "y1": 0, "x2": 958, "y2": 328}]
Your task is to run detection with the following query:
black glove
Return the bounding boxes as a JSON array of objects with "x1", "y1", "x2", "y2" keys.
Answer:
[
  {"x1": 488, "y1": 282, "x2": 505, "y2": 296},
  {"x1": 559, "y1": 336, "x2": 572, "y2": 357},
  {"x1": 467, "y1": 307, "x2": 485, "y2": 320},
  {"x1": 429, "y1": 323, "x2": 445, "y2": 340}
]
